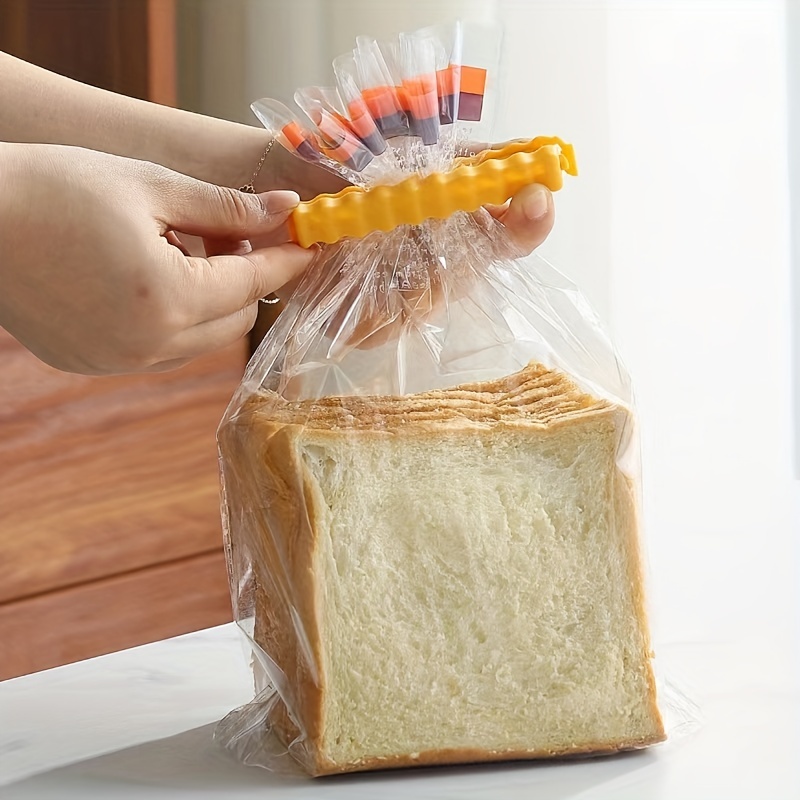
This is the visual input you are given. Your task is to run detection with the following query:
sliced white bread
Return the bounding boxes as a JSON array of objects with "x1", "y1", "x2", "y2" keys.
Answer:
[{"x1": 220, "y1": 361, "x2": 665, "y2": 775}]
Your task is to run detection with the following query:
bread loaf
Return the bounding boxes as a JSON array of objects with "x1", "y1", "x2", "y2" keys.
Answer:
[{"x1": 220, "y1": 362, "x2": 665, "y2": 775}]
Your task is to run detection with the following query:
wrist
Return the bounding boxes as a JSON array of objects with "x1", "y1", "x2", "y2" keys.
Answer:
[
  {"x1": 173, "y1": 116, "x2": 274, "y2": 189},
  {"x1": 237, "y1": 135, "x2": 277, "y2": 193},
  {"x1": 109, "y1": 100, "x2": 273, "y2": 190}
]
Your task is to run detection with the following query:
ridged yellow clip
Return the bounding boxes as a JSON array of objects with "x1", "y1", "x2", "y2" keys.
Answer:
[{"x1": 288, "y1": 137, "x2": 578, "y2": 248}]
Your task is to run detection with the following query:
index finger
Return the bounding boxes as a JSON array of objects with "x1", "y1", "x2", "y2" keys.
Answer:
[{"x1": 182, "y1": 243, "x2": 316, "y2": 325}]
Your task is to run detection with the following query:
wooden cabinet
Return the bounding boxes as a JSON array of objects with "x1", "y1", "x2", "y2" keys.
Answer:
[
  {"x1": 0, "y1": 0, "x2": 176, "y2": 103},
  {"x1": 0, "y1": 0, "x2": 241, "y2": 679},
  {"x1": 0, "y1": 333, "x2": 244, "y2": 679}
]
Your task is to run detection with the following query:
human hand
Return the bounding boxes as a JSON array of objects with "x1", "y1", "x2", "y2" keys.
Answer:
[
  {"x1": 264, "y1": 131, "x2": 554, "y2": 252},
  {"x1": 276, "y1": 181, "x2": 555, "y2": 352},
  {"x1": 0, "y1": 143, "x2": 316, "y2": 375},
  {"x1": 245, "y1": 139, "x2": 552, "y2": 252},
  {"x1": 482, "y1": 182, "x2": 554, "y2": 254},
  {"x1": 243, "y1": 139, "x2": 554, "y2": 353}
]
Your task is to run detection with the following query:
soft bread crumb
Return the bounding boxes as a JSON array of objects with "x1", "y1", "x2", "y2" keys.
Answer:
[{"x1": 221, "y1": 362, "x2": 665, "y2": 775}]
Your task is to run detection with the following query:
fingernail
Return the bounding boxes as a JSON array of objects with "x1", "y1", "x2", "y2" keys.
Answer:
[
  {"x1": 259, "y1": 190, "x2": 300, "y2": 215},
  {"x1": 522, "y1": 187, "x2": 550, "y2": 221}
]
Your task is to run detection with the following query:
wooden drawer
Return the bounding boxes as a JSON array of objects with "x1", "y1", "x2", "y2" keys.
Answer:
[
  {"x1": 0, "y1": 333, "x2": 244, "y2": 603},
  {"x1": 0, "y1": 551, "x2": 232, "y2": 680},
  {"x1": 0, "y1": 332, "x2": 244, "y2": 678}
]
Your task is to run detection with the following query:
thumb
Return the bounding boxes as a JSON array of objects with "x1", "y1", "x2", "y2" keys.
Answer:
[
  {"x1": 155, "y1": 176, "x2": 300, "y2": 242},
  {"x1": 488, "y1": 184, "x2": 554, "y2": 255}
]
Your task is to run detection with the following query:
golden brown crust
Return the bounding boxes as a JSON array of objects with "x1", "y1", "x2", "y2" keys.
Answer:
[
  {"x1": 613, "y1": 470, "x2": 666, "y2": 740},
  {"x1": 310, "y1": 731, "x2": 668, "y2": 776},
  {"x1": 241, "y1": 361, "x2": 614, "y2": 433},
  {"x1": 221, "y1": 416, "x2": 326, "y2": 750}
]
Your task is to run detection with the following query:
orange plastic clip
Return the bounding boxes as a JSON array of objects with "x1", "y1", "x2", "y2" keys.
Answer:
[{"x1": 288, "y1": 137, "x2": 578, "y2": 248}]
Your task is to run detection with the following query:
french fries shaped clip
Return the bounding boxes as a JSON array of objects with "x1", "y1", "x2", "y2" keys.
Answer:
[{"x1": 288, "y1": 137, "x2": 578, "y2": 248}]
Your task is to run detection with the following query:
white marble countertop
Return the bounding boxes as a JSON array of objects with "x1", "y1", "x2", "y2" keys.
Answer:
[
  {"x1": 2, "y1": 485, "x2": 799, "y2": 798},
  {"x1": 0, "y1": 618, "x2": 797, "y2": 799}
]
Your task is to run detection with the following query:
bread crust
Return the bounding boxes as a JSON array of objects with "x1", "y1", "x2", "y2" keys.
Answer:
[
  {"x1": 310, "y1": 731, "x2": 668, "y2": 776},
  {"x1": 221, "y1": 362, "x2": 665, "y2": 775},
  {"x1": 613, "y1": 468, "x2": 666, "y2": 749},
  {"x1": 222, "y1": 419, "x2": 324, "y2": 750},
  {"x1": 241, "y1": 361, "x2": 615, "y2": 432}
]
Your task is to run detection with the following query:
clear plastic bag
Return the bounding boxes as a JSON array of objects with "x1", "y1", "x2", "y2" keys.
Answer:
[{"x1": 215, "y1": 20, "x2": 697, "y2": 778}]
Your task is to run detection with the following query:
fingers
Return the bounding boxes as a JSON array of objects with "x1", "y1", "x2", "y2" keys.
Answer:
[
  {"x1": 159, "y1": 303, "x2": 260, "y2": 362},
  {"x1": 137, "y1": 220, "x2": 316, "y2": 370},
  {"x1": 182, "y1": 243, "x2": 316, "y2": 324},
  {"x1": 201, "y1": 232, "x2": 251, "y2": 260},
  {"x1": 144, "y1": 357, "x2": 193, "y2": 373},
  {"x1": 129, "y1": 247, "x2": 295, "y2": 369},
  {"x1": 458, "y1": 140, "x2": 490, "y2": 158},
  {"x1": 458, "y1": 139, "x2": 527, "y2": 158},
  {"x1": 164, "y1": 230, "x2": 191, "y2": 255},
  {"x1": 153, "y1": 171, "x2": 301, "y2": 242},
  {"x1": 487, "y1": 184, "x2": 554, "y2": 255},
  {"x1": 247, "y1": 217, "x2": 296, "y2": 251}
]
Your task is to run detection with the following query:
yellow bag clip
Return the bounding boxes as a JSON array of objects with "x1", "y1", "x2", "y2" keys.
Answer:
[{"x1": 288, "y1": 137, "x2": 578, "y2": 248}]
